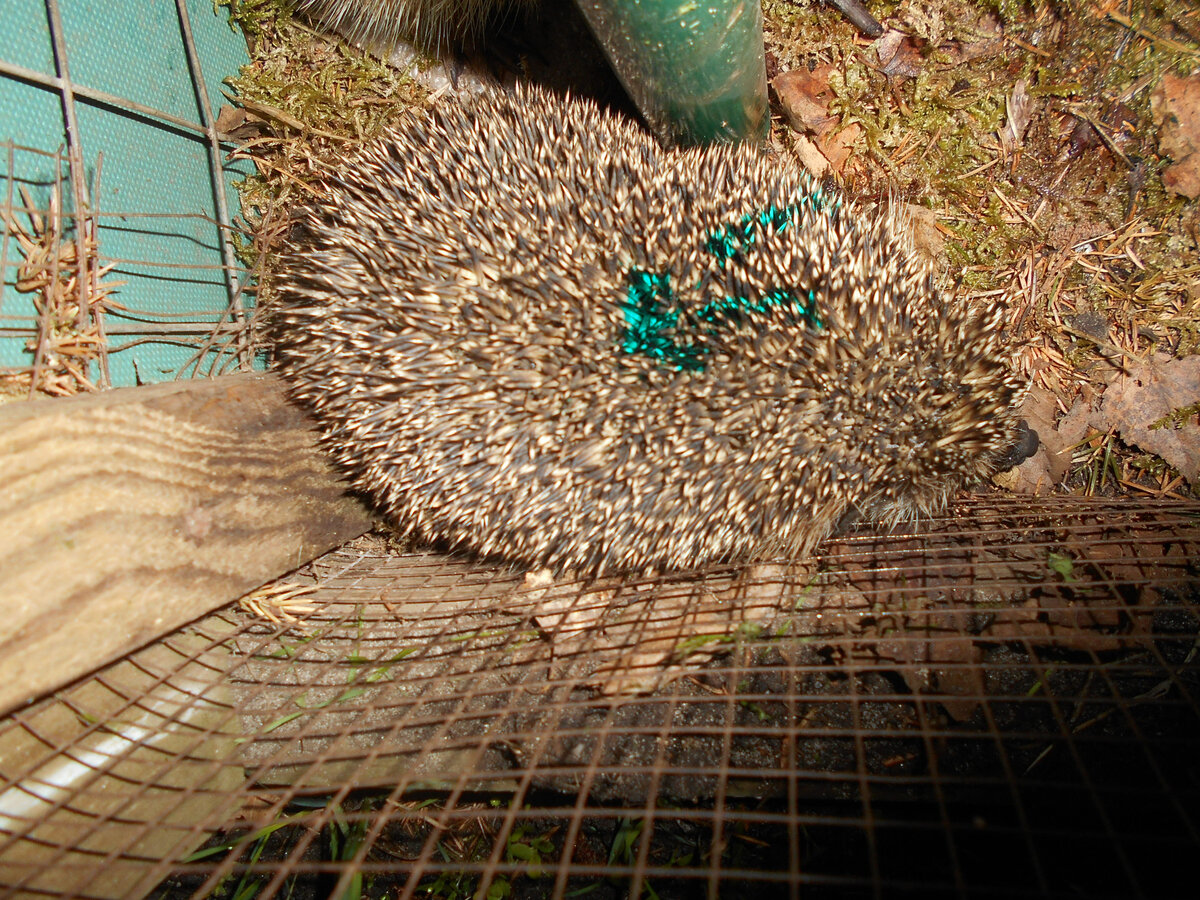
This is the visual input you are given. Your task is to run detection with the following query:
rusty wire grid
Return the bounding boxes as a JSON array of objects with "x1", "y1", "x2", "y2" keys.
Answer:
[{"x1": 1, "y1": 494, "x2": 1198, "y2": 899}]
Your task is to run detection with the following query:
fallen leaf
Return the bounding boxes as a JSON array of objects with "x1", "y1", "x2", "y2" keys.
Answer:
[
  {"x1": 997, "y1": 79, "x2": 1034, "y2": 156},
  {"x1": 1097, "y1": 354, "x2": 1200, "y2": 483},
  {"x1": 874, "y1": 30, "x2": 923, "y2": 80},
  {"x1": 1066, "y1": 310, "x2": 1110, "y2": 343},
  {"x1": 790, "y1": 133, "x2": 830, "y2": 177},
  {"x1": 214, "y1": 105, "x2": 268, "y2": 143},
  {"x1": 995, "y1": 451, "x2": 1053, "y2": 494},
  {"x1": 897, "y1": 203, "x2": 945, "y2": 263},
  {"x1": 772, "y1": 66, "x2": 839, "y2": 135},
  {"x1": 818, "y1": 121, "x2": 864, "y2": 174},
  {"x1": 1152, "y1": 72, "x2": 1200, "y2": 198},
  {"x1": 1007, "y1": 386, "x2": 1092, "y2": 490},
  {"x1": 771, "y1": 65, "x2": 862, "y2": 174}
]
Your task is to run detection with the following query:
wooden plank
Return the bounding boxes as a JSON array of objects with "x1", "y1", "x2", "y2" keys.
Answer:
[{"x1": 0, "y1": 373, "x2": 374, "y2": 716}]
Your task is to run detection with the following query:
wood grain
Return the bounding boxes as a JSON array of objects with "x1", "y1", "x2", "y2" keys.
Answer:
[{"x1": 0, "y1": 373, "x2": 374, "y2": 716}]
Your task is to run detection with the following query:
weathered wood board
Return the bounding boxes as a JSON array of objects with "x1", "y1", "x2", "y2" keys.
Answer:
[{"x1": 0, "y1": 373, "x2": 374, "y2": 715}]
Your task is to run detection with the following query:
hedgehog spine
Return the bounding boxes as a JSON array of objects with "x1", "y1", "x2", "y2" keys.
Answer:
[{"x1": 272, "y1": 84, "x2": 1026, "y2": 576}]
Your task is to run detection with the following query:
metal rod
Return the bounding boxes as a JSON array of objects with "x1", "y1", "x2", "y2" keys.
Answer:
[
  {"x1": 0, "y1": 321, "x2": 241, "y2": 334},
  {"x1": 44, "y1": 0, "x2": 94, "y2": 344},
  {"x1": 175, "y1": 0, "x2": 251, "y2": 371},
  {"x1": 0, "y1": 59, "x2": 212, "y2": 139},
  {"x1": 42, "y1": 0, "x2": 117, "y2": 392},
  {"x1": 0, "y1": 142, "x2": 15, "y2": 318},
  {"x1": 90, "y1": 154, "x2": 111, "y2": 387}
]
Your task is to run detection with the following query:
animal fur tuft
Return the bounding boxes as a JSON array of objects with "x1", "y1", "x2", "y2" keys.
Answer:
[{"x1": 296, "y1": 0, "x2": 537, "y2": 51}]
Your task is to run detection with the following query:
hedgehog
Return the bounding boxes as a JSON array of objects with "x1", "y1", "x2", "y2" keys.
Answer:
[
  {"x1": 271, "y1": 84, "x2": 1028, "y2": 577},
  {"x1": 296, "y1": 0, "x2": 537, "y2": 51}
]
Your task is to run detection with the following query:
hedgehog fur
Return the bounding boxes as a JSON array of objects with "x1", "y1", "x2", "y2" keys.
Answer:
[
  {"x1": 272, "y1": 84, "x2": 1026, "y2": 576},
  {"x1": 297, "y1": 0, "x2": 537, "y2": 51}
]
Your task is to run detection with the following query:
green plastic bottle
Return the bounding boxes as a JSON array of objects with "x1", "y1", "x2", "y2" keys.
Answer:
[{"x1": 573, "y1": 0, "x2": 768, "y2": 147}]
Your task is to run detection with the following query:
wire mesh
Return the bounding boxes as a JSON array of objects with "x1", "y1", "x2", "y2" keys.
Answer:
[
  {"x1": 0, "y1": 0, "x2": 255, "y2": 393},
  {"x1": 1, "y1": 495, "x2": 1196, "y2": 899}
]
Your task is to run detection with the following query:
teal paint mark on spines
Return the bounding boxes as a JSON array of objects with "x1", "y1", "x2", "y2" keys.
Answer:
[
  {"x1": 619, "y1": 190, "x2": 835, "y2": 371},
  {"x1": 620, "y1": 271, "x2": 823, "y2": 372},
  {"x1": 703, "y1": 187, "x2": 834, "y2": 268},
  {"x1": 621, "y1": 268, "x2": 707, "y2": 371},
  {"x1": 696, "y1": 288, "x2": 823, "y2": 333}
]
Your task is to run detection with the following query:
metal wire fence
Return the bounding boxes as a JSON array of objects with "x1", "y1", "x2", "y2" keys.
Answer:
[
  {"x1": 0, "y1": 0, "x2": 255, "y2": 395},
  {"x1": 1, "y1": 495, "x2": 1196, "y2": 899}
]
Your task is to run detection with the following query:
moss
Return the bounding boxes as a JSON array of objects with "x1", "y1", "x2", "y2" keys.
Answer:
[
  {"x1": 215, "y1": 0, "x2": 428, "y2": 304},
  {"x1": 766, "y1": 0, "x2": 1200, "y2": 491}
]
